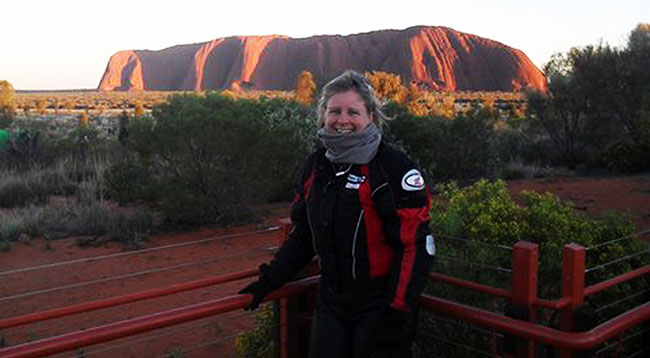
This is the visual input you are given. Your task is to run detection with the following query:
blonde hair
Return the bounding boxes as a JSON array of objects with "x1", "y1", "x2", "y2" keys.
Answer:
[{"x1": 316, "y1": 70, "x2": 388, "y2": 131}]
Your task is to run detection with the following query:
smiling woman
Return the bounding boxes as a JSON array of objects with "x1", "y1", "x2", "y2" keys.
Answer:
[{"x1": 239, "y1": 70, "x2": 434, "y2": 358}]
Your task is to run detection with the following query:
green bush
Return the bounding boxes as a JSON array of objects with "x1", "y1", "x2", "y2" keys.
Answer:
[
  {"x1": 601, "y1": 138, "x2": 650, "y2": 172},
  {"x1": 384, "y1": 104, "x2": 499, "y2": 183},
  {"x1": 235, "y1": 304, "x2": 277, "y2": 358},
  {"x1": 107, "y1": 94, "x2": 316, "y2": 226},
  {"x1": 430, "y1": 179, "x2": 643, "y2": 298}
]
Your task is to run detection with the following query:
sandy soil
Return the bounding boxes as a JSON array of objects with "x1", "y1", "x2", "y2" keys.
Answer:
[{"x1": 1, "y1": 175, "x2": 649, "y2": 357}]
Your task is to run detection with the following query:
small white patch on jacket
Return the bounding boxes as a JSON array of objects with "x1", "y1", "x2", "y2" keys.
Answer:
[{"x1": 401, "y1": 169, "x2": 425, "y2": 191}]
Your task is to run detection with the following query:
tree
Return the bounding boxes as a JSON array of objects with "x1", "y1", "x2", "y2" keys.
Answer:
[
  {"x1": 133, "y1": 101, "x2": 145, "y2": 117},
  {"x1": 526, "y1": 24, "x2": 650, "y2": 170},
  {"x1": 0, "y1": 80, "x2": 16, "y2": 129},
  {"x1": 526, "y1": 53, "x2": 592, "y2": 168},
  {"x1": 364, "y1": 71, "x2": 408, "y2": 104},
  {"x1": 295, "y1": 70, "x2": 316, "y2": 106},
  {"x1": 78, "y1": 111, "x2": 88, "y2": 129}
]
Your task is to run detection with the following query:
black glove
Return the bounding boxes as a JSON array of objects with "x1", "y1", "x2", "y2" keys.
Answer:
[{"x1": 238, "y1": 279, "x2": 275, "y2": 311}]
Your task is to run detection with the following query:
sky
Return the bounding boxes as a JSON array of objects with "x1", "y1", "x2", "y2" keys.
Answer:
[{"x1": 1, "y1": 0, "x2": 647, "y2": 90}]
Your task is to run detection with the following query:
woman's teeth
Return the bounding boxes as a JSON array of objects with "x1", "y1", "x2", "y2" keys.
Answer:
[{"x1": 336, "y1": 128, "x2": 353, "y2": 134}]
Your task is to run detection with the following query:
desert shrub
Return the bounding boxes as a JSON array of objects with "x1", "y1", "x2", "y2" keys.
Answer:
[
  {"x1": 0, "y1": 175, "x2": 44, "y2": 208},
  {"x1": 0, "y1": 214, "x2": 23, "y2": 242},
  {"x1": 601, "y1": 138, "x2": 650, "y2": 172},
  {"x1": 0, "y1": 202, "x2": 153, "y2": 247},
  {"x1": 107, "y1": 94, "x2": 316, "y2": 227},
  {"x1": 384, "y1": 104, "x2": 499, "y2": 183},
  {"x1": 0, "y1": 161, "x2": 87, "y2": 209},
  {"x1": 235, "y1": 304, "x2": 277, "y2": 358},
  {"x1": 429, "y1": 179, "x2": 643, "y2": 298},
  {"x1": 0, "y1": 130, "x2": 44, "y2": 171}
]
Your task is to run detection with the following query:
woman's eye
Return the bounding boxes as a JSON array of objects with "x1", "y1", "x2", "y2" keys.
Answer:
[{"x1": 328, "y1": 109, "x2": 341, "y2": 115}]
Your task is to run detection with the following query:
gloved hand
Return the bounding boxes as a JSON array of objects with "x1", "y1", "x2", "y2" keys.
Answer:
[{"x1": 238, "y1": 279, "x2": 275, "y2": 311}]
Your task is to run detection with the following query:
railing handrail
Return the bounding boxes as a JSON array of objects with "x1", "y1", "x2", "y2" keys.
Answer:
[
  {"x1": 419, "y1": 295, "x2": 650, "y2": 350},
  {"x1": 3, "y1": 273, "x2": 647, "y2": 358},
  {"x1": 0, "y1": 268, "x2": 259, "y2": 330},
  {"x1": 430, "y1": 259, "x2": 648, "y2": 309},
  {"x1": 0, "y1": 276, "x2": 320, "y2": 358},
  {"x1": 584, "y1": 265, "x2": 650, "y2": 296}
]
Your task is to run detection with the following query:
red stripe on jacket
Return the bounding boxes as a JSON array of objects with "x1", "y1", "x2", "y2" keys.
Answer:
[
  {"x1": 359, "y1": 165, "x2": 393, "y2": 277},
  {"x1": 391, "y1": 205, "x2": 430, "y2": 311}
]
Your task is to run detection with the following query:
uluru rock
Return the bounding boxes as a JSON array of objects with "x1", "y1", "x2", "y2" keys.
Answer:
[{"x1": 98, "y1": 26, "x2": 546, "y2": 92}]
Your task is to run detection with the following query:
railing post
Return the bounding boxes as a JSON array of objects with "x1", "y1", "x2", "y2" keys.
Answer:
[
  {"x1": 277, "y1": 218, "x2": 316, "y2": 358},
  {"x1": 505, "y1": 241, "x2": 539, "y2": 358},
  {"x1": 278, "y1": 218, "x2": 291, "y2": 358},
  {"x1": 558, "y1": 243, "x2": 585, "y2": 358}
]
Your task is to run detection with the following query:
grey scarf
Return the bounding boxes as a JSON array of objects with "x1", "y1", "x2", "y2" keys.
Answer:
[{"x1": 317, "y1": 123, "x2": 382, "y2": 164}]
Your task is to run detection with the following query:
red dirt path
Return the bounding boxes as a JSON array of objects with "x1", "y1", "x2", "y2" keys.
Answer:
[{"x1": 1, "y1": 175, "x2": 649, "y2": 357}]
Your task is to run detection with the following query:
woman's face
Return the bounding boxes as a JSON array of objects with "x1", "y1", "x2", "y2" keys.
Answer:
[{"x1": 323, "y1": 90, "x2": 373, "y2": 134}]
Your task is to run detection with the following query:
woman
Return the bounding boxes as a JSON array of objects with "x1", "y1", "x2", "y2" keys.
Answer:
[{"x1": 239, "y1": 70, "x2": 434, "y2": 358}]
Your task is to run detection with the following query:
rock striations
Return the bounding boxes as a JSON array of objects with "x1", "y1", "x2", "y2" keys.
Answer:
[{"x1": 98, "y1": 26, "x2": 546, "y2": 92}]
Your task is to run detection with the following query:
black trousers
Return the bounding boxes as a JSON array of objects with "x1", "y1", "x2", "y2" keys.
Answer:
[{"x1": 309, "y1": 285, "x2": 416, "y2": 358}]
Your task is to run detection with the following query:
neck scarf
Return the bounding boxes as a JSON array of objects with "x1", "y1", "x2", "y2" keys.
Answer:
[{"x1": 317, "y1": 122, "x2": 382, "y2": 164}]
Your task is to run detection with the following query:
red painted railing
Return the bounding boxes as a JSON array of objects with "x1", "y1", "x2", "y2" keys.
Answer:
[
  {"x1": 0, "y1": 276, "x2": 319, "y2": 358},
  {"x1": 0, "y1": 223, "x2": 647, "y2": 358}
]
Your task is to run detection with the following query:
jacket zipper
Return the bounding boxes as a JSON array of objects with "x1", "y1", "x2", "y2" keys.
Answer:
[
  {"x1": 306, "y1": 209, "x2": 318, "y2": 257},
  {"x1": 351, "y1": 209, "x2": 364, "y2": 280}
]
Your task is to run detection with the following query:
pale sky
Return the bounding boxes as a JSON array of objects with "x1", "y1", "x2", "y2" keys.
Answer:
[{"x1": 0, "y1": 0, "x2": 647, "y2": 90}]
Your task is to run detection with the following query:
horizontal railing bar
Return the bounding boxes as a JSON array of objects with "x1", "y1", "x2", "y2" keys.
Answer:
[
  {"x1": 429, "y1": 272, "x2": 511, "y2": 299},
  {"x1": 584, "y1": 265, "x2": 649, "y2": 296},
  {"x1": 0, "y1": 276, "x2": 319, "y2": 358},
  {"x1": 150, "y1": 333, "x2": 241, "y2": 358},
  {"x1": 0, "y1": 268, "x2": 259, "y2": 330},
  {"x1": 534, "y1": 297, "x2": 571, "y2": 310},
  {"x1": 627, "y1": 346, "x2": 650, "y2": 358},
  {"x1": 594, "y1": 325, "x2": 649, "y2": 354},
  {"x1": 0, "y1": 248, "x2": 268, "y2": 302},
  {"x1": 86, "y1": 312, "x2": 249, "y2": 358},
  {"x1": 432, "y1": 232, "x2": 513, "y2": 251},
  {"x1": 585, "y1": 250, "x2": 649, "y2": 273},
  {"x1": 435, "y1": 256, "x2": 513, "y2": 273},
  {"x1": 595, "y1": 289, "x2": 649, "y2": 314},
  {"x1": 0, "y1": 226, "x2": 280, "y2": 277},
  {"x1": 418, "y1": 295, "x2": 650, "y2": 350},
  {"x1": 585, "y1": 229, "x2": 650, "y2": 251}
]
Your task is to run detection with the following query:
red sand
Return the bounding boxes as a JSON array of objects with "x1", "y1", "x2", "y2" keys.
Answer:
[{"x1": 1, "y1": 175, "x2": 649, "y2": 357}]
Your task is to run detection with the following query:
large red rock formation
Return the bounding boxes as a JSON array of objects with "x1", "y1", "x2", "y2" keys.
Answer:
[{"x1": 98, "y1": 26, "x2": 546, "y2": 92}]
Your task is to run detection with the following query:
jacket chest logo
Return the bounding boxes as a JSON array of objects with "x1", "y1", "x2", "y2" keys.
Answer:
[{"x1": 345, "y1": 174, "x2": 366, "y2": 190}]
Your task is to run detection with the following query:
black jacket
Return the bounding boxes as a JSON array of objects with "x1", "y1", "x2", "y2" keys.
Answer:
[{"x1": 261, "y1": 142, "x2": 433, "y2": 311}]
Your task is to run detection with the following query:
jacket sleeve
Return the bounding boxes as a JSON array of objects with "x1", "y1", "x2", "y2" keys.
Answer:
[
  {"x1": 376, "y1": 153, "x2": 433, "y2": 312},
  {"x1": 257, "y1": 158, "x2": 317, "y2": 289}
]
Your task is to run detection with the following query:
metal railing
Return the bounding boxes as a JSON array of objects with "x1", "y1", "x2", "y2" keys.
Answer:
[{"x1": 0, "y1": 223, "x2": 647, "y2": 358}]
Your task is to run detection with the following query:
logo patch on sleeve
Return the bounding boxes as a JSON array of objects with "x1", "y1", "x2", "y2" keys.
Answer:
[{"x1": 401, "y1": 169, "x2": 425, "y2": 191}]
